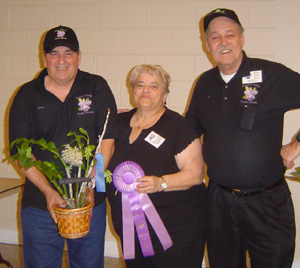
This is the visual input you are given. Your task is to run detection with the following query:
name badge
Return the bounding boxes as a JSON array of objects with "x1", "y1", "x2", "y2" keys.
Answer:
[
  {"x1": 242, "y1": 70, "x2": 262, "y2": 84},
  {"x1": 145, "y1": 131, "x2": 165, "y2": 148}
]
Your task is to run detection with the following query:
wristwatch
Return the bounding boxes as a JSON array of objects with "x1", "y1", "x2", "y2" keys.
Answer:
[
  {"x1": 296, "y1": 133, "x2": 300, "y2": 143},
  {"x1": 160, "y1": 176, "x2": 167, "y2": 191}
]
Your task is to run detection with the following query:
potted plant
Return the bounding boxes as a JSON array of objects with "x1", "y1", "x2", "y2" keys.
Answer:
[{"x1": 8, "y1": 127, "x2": 111, "y2": 238}]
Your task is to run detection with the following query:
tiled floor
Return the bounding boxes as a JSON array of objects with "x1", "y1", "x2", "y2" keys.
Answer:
[{"x1": 0, "y1": 243, "x2": 126, "y2": 268}]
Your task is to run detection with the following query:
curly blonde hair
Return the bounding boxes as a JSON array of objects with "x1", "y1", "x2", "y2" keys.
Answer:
[{"x1": 129, "y1": 64, "x2": 170, "y2": 93}]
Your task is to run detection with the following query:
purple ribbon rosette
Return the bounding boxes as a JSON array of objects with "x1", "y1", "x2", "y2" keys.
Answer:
[{"x1": 113, "y1": 161, "x2": 173, "y2": 259}]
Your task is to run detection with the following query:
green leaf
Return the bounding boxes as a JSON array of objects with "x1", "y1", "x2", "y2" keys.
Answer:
[
  {"x1": 80, "y1": 162, "x2": 86, "y2": 171},
  {"x1": 67, "y1": 131, "x2": 76, "y2": 137},
  {"x1": 82, "y1": 145, "x2": 95, "y2": 158},
  {"x1": 25, "y1": 147, "x2": 32, "y2": 158},
  {"x1": 105, "y1": 169, "x2": 112, "y2": 184},
  {"x1": 17, "y1": 154, "x2": 33, "y2": 170},
  {"x1": 9, "y1": 137, "x2": 28, "y2": 149},
  {"x1": 18, "y1": 155, "x2": 31, "y2": 167},
  {"x1": 35, "y1": 138, "x2": 47, "y2": 146},
  {"x1": 33, "y1": 160, "x2": 61, "y2": 181},
  {"x1": 7, "y1": 155, "x2": 15, "y2": 161},
  {"x1": 17, "y1": 146, "x2": 27, "y2": 155},
  {"x1": 46, "y1": 141, "x2": 57, "y2": 151},
  {"x1": 79, "y1": 128, "x2": 88, "y2": 137},
  {"x1": 78, "y1": 141, "x2": 84, "y2": 148},
  {"x1": 20, "y1": 141, "x2": 30, "y2": 150}
]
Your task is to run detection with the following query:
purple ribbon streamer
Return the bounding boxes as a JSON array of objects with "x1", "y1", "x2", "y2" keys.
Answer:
[
  {"x1": 121, "y1": 191, "x2": 173, "y2": 260},
  {"x1": 122, "y1": 194, "x2": 135, "y2": 259},
  {"x1": 114, "y1": 161, "x2": 173, "y2": 260},
  {"x1": 122, "y1": 192, "x2": 155, "y2": 259},
  {"x1": 140, "y1": 193, "x2": 173, "y2": 250},
  {"x1": 128, "y1": 193, "x2": 155, "y2": 257},
  {"x1": 122, "y1": 191, "x2": 173, "y2": 259}
]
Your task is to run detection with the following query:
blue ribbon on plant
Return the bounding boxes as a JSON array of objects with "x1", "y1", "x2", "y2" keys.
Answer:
[
  {"x1": 94, "y1": 109, "x2": 110, "y2": 192},
  {"x1": 95, "y1": 152, "x2": 105, "y2": 192}
]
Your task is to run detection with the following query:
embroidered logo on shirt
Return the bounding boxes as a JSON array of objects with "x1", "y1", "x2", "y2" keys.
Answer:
[
  {"x1": 144, "y1": 131, "x2": 165, "y2": 148},
  {"x1": 243, "y1": 86, "x2": 258, "y2": 101},
  {"x1": 240, "y1": 84, "x2": 260, "y2": 105},
  {"x1": 78, "y1": 98, "x2": 92, "y2": 112}
]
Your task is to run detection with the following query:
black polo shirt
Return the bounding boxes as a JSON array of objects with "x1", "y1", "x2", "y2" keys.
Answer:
[
  {"x1": 186, "y1": 51, "x2": 300, "y2": 189},
  {"x1": 9, "y1": 68, "x2": 117, "y2": 210}
]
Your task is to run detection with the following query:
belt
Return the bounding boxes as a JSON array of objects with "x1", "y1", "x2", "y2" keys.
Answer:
[{"x1": 216, "y1": 179, "x2": 284, "y2": 196}]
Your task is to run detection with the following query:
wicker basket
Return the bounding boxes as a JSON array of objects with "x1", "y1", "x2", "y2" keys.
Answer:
[{"x1": 52, "y1": 201, "x2": 94, "y2": 239}]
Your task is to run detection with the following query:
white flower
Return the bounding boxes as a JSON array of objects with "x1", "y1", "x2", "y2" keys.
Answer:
[{"x1": 61, "y1": 144, "x2": 83, "y2": 167}]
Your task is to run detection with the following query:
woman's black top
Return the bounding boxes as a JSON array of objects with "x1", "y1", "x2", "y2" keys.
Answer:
[{"x1": 106, "y1": 108, "x2": 205, "y2": 257}]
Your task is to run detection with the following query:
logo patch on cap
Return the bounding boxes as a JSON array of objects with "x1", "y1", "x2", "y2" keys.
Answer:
[
  {"x1": 55, "y1": 29, "x2": 67, "y2": 40},
  {"x1": 213, "y1": 9, "x2": 226, "y2": 14}
]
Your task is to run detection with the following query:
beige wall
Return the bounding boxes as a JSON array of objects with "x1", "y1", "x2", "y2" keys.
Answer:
[{"x1": 1, "y1": 0, "x2": 300, "y2": 263}]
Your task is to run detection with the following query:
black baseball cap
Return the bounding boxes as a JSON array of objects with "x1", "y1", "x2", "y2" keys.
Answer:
[
  {"x1": 43, "y1": 25, "x2": 79, "y2": 53},
  {"x1": 203, "y1": 8, "x2": 242, "y2": 32}
]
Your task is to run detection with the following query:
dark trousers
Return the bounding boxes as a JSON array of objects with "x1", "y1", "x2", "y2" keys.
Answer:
[
  {"x1": 124, "y1": 211, "x2": 205, "y2": 268},
  {"x1": 125, "y1": 234, "x2": 205, "y2": 268},
  {"x1": 205, "y1": 179, "x2": 295, "y2": 268}
]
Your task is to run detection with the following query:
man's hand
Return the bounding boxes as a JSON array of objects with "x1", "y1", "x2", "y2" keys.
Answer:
[
  {"x1": 281, "y1": 139, "x2": 300, "y2": 169},
  {"x1": 86, "y1": 188, "x2": 95, "y2": 204},
  {"x1": 118, "y1": 109, "x2": 130, "y2": 113},
  {"x1": 45, "y1": 189, "x2": 66, "y2": 223}
]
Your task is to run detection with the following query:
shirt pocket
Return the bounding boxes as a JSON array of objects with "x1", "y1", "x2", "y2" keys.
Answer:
[{"x1": 239, "y1": 103, "x2": 258, "y2": 131}]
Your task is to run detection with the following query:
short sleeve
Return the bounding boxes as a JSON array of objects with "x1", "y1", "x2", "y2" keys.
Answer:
[{"x1": 173, "y1": 116, "x2": 199, "y2": 156}]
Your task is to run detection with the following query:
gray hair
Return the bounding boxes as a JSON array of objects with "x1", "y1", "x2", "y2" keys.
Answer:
[{"x1": 129, "y1": 64, "x2": 170, "y2": 94}]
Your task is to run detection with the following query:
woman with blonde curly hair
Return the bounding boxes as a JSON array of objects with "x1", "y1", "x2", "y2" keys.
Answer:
[{"x1": 106, "y1": 64, "x2": 206, "y2": 268}]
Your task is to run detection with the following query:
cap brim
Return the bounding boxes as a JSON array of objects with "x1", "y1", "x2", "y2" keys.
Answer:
[{"x1": 44, "y1": 41, "x2": 79, "y2": 53}]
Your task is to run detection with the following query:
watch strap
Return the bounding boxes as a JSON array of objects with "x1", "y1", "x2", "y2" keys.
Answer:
[{"x1": 160, "y1": 176, "x2": 167, "y2": 191}]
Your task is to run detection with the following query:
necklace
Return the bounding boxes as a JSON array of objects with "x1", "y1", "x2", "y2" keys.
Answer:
[
  {"x1": 134, "y1": 108, "x2": 165, "y2": 130},
  {"x1": 136, "y1": 116, "x2": 158, "y2": 129}
]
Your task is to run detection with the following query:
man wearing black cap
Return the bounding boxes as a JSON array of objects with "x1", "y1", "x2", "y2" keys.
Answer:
[
  {"x1": 9, "y1": 26, "x2": 117, "y2": 268},
  {"x1": 186, "y1": 8, "x2": 300, "y2": 268}
]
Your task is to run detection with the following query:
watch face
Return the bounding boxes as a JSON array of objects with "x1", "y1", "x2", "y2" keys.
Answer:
[
  {"x1": 297, "y1": 133, "x2": 300, "y2": 142},
  {"x1": 161, "y1": 182, "x2": 167, "y2": 190}
]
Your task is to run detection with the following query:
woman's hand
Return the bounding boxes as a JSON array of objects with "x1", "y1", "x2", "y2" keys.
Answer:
[{"x1": 135, "y1": 175, "x2": 163, "y2": 194}]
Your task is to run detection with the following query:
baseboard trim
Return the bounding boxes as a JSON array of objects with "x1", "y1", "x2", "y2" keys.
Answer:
[
  {"x1": 0, "y1": 229, "x2": 299, "y2": 267},
  {"x1": 0, "y1": 228, "x2": 121, "y2": 258},
  {"x1": 0, "y1": 229, "x2": 20, "y2": 244},
  {"x1": 293, "y1": 261, "x2": 300, "y2": 268},
  {"x1": 104, "y1": 240, "x2": 122, "y2": 258}
]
